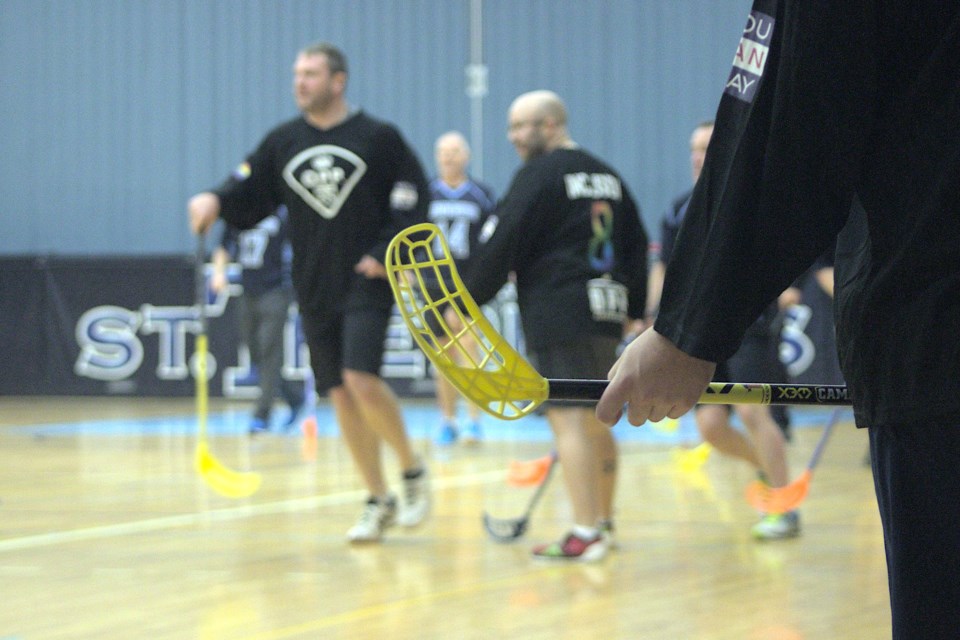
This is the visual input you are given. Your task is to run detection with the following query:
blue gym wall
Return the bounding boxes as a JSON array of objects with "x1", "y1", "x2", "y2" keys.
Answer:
[{"x1": 0, "y1": 0, "x2": 748, "y2": 256}]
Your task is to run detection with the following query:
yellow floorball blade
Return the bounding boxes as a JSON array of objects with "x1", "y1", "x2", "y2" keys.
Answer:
[
  {"x1": 195, "y1": 442, "x2": 262, "y2": 499},
  {"x1": 648, "y1": 416, "x2": 680, "y2": 433},
  {"x1": 673, "y1": 442, "x2": 712, "y2": 472},
  {"x1": 386, "y1": 223, "x2": 548, "y2": 419}
]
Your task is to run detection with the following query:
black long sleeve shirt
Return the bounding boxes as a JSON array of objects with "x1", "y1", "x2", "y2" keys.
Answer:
[{"x1": 657, "y1": 1, "x2": 960, "y2": 427}]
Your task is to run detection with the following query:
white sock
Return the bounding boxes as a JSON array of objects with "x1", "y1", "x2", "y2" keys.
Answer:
[{"x1": 573, "y1": 524, "x2": 599, "y2": 540}]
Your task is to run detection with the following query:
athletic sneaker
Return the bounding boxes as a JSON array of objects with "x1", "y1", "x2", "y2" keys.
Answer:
[
  {"x1": 461, "y1": 421, "x2": 482, "y2": 445},
  {"x1": 346, "y1": 496, "x2": 397, "y2": 543},
  {"x1": 532, "y1": 531, "x2": 609, "y2": 562},
  {"x1": 397, "y1": 465, "x2": 431, "y2": 527},
  {"x1": 598, "y1": 519, "x2": 618, "y2": 550},
  {"x1": 248, "y1": 416, "x2": 269, "y2": 435},
  {"x1": 751, "y1": 511, "x2": 801, "y2": 540},
  {"x1": 436, "y1": 421, "x2": 458, "y2": 446},
  {"x1": 281, "y1": 398, "x2": 306, "y2": 431}
]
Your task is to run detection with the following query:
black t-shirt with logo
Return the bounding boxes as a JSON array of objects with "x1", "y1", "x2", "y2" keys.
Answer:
[
  {"x1": 464, "y1": 147, "x2": 648, "y2": 351},
  {"x1": 214, "y1": 111, "x2": 429, "y2": 315}
]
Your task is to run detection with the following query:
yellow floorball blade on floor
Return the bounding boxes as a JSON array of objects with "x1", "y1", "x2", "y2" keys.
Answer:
[
  {"x1": 673, "y1": 441, "x2": 713, "y2": 472},
  {"x1": 193, "y1": 238, "x2": 262, "y2": 498},
  {"x1": 194, "y1": 333, "x2": 262, "y2": 498},
  {"x1": 194, "y1": 442, "x2": 262, "y2": 498}
]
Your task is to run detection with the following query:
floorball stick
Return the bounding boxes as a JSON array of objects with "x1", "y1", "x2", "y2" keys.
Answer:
[
  {"x1": 744, "y1": 408, "x2": 843, "y2": 514},
  {"x1": 483, "y1": 451, "x2": 558, "y2": 542},
  {"x1": 507, "y1": 451, "x2": 558, "y2": 487},
  {"x1": 193, "y1": 235, "x2": 262, "y2": 498},
  {"x1": 384, "y1": 223, "x2": 852, "y2": 420}
]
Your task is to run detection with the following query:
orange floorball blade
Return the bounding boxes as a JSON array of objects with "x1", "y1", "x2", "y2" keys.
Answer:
[
  {"x1": 745, "y1": 469, "x2": 812, "y2": 514},
  {"x1": 507, "y1": 455, "x2": 554, "y2": 487}
]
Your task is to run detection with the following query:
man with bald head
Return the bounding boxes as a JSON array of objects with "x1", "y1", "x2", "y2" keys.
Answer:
[
  {"x1": 464, "y1": 90, "x2": 649, "y2": 561},
  {"x1": 426, "y1": 131, "x2": 496, "y2": 446}
]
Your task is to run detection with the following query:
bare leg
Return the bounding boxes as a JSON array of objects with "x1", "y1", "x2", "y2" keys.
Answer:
[
  {"x1": 329, "y1": 385, "x2": 386, "y2": 496},
  {"x1": 737, "y1": 405, "x2": 789, "y2": 487},
  {"x1": 696, "y1": 405, "x2": 761, "y2": 468},
  {"x1": 342, "y1": 369, "x2": 418, "y2": 472},
  {"x1": 546, "y1": 406, "x2": 602, "y2": 527},
  {"x1": 435, "y1": 330, "x2": 484, "y2": 426},
  {"x1": 434, "y1": 373, "x2": 460, "y2": 426},
  {"x1": 594, "y1": 419, "x2": 617, "y2": 522}
]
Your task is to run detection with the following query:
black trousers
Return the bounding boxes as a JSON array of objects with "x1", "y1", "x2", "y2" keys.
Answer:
[
  {"x1": 870, "y1": 417, "x2": 960, "y2": 639},
  {"x1": 239, "y1": 287, "x2": 302, "y2": 418}
]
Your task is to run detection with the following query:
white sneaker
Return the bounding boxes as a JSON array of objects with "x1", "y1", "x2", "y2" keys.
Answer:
[
  {"x1": 751, "y1": 511, "x2": 801, "y2": 540},
  {"x1": 346, "y1": 496, "x2": 396, "y2": 543},
  {"x1": 397, "y1": 465, "x2": 431, "y2": 527},
  {"x1": 598, "y1": 518, "x2": 618, "y2": 550}
]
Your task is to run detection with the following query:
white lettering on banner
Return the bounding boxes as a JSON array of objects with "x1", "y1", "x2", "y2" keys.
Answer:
[
  {"x1": 74, "y1": 306, "x2": 145, "y2": 381},
  {"x1": 72, "y1": 263, "x2": 304, "y2": 391},
  {"x1": 780, "y1": 304, "x2": 816, "y2": 377},
  {"x1": 564, "y1": 173, "x2": 622, "y2": 201},
  {"x1": 72, "y1": 264, "x2": 525, "y2": 397}
]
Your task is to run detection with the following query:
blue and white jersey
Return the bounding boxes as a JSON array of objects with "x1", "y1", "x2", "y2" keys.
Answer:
[
  {"x1": 427, "y1": 177, "x2": 496, "y2": 269},
  {"x1": 220, "y1": 205, "x2": 293, "y2": 296}
]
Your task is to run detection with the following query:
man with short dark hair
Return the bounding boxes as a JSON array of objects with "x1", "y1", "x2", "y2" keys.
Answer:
[{"x1": 189, "y1": 42, "x2": 431, "y2": 544}]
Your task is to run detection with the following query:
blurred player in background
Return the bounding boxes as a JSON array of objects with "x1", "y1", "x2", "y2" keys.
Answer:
[
  {"x1": 189, "y1": 42, "x2": 431, "y2": 544},
  {"x1": 427, "y1": 131, "x2": 497, "y2": 446},
  {"x1": 210, "y1": 206, "x2": 305, "y2": 434},
  {"x1": 647, "y1": 121, "x2": 798, "y2": 540},
  {"x1": 464, "y1": 90, "x2": 648, "y2": 561}
]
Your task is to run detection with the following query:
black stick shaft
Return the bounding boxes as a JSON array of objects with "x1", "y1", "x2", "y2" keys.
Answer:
[
  {"x1": 194, "y1": 234, "x2": 208, "y2": 333},
  {"x1": 546, "y1": 379, "x2": 852, "y2": 406}
]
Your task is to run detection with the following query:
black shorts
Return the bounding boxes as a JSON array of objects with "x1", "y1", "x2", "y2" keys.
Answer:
[
  {"x1": 528, "y1": 335, "x2": 620, "y2": 409},
  {"x1": 300, "y1": 307, "x2": 391, "y2": 393},
  {"x1": 718, "y1": 333, "x2": 785, "y2": 383}
]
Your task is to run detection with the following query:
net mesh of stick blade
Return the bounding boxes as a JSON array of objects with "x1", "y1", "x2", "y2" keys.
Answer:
[{"x1": 386, "y1": 222, "x2": 547, "y2": 420}]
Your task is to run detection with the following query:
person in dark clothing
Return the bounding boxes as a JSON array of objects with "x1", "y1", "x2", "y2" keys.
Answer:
[
  {"x1": 597, "y1": 4, "x2": 960, "y2": 637},
  {"x1": 465, "y1": 90, "x2": 648, "y2": 561},
  {"x1": 189, "y1": 42, "x2": 431, "y2": 544},
  {"x1": 650, "y1": 121, "x2": 798, "y2": 540},
  {"x1": 211, "y1": 206, "x2": 304, "y2": 433}
]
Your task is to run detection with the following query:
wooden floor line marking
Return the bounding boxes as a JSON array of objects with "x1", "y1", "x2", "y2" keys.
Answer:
[{"x1": 0, "y1": 469, "x2": 505, "y2": 552}]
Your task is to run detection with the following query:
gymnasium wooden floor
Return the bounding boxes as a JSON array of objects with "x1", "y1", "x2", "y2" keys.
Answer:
[{"x1": 0, "y1": 397, "x2": 890, "y2": 639}]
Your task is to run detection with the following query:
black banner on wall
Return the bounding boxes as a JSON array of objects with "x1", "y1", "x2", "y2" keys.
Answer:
[
  {"x1": 2, "y1": 256, "x2": 839, "y2": 398},
  {"x1": 780, "y1": 274, "x2": 845, "y2": 386},
  {"x1": 0, "y1": 256, "x2": 521, "y2": 399}
]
